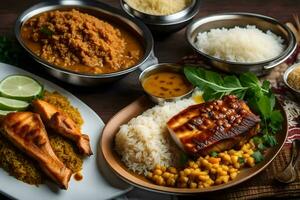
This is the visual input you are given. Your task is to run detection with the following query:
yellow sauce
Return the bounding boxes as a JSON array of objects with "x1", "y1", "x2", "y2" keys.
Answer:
[{"x1": 142, "y1": 72, "x2": 193, "y2": 98}]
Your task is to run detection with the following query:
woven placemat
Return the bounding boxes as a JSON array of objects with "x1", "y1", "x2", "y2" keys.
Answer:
[{"x1": 178, "y1": 52, "x2": 300, "y2": 200}]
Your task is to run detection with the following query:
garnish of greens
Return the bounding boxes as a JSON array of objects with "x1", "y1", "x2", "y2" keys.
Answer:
[
  {"x1": 40, "y1": 26, "x2": 53, "y2": 37},
  {"x1": 0, "y1": 36, "x2": 23, "y2": 65},
  {"x1": 184, "y1": 66, "x2": 284, "y2": 163}
]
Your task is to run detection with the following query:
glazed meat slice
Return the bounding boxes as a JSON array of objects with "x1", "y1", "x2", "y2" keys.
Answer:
[
  {"x1": 167, "y1": 95, "x2": 260, "y2": 156},
  {"x1": 1, "y1": 112, "x2": 72, "y2": 189},
  {"x1": 32, "y1": 99, "x2": 92, "y2": 156}
]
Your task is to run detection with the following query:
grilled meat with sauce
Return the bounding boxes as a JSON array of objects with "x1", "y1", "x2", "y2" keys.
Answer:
[
  {"x1": 0, "y1": 112, "x2": 72, "y2": 189},
  {"x1": 167, "y1": 95, "x2": 260, "y2": 156},
  {"x1": 32, "y1": 99, "x2": 92, "y2": 156}
]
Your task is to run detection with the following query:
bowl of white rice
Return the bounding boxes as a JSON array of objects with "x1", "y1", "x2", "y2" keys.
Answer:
[{"x1": 186, "y1": 12, "x2": 297, "y2": 75}]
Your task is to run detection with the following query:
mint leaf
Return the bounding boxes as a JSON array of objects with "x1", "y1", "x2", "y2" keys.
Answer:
[
  {"x1": 252, "y1": 151, "x2": 264, "y2": 163},
  {"x1": 262, "y1": 134, "x2": 277, "y2": 147},
  {"x1": 205, "y1": 70, "x2": 223, "y2": 86},
  {"x1": 240, "y1": 72, "x2": 260, "y2": 88},
  {"x1": 210, "y1": 151, "x2": 218, "y2": 157},
  {"x1": 258, "y1": 143, "x2": 266, "y2": 151},
  {"x1": 203, "y1": 87, "x2": 224, "y2": 101},
  {"x1": 269, "y1": 110, "x2": 284, "y2": 133},
  {"x1": 262, "y1": 80, "x2": 271, "y2": 91},
  {"x1": 257, "y1": 95, "x2": 272, "y2": 119}
]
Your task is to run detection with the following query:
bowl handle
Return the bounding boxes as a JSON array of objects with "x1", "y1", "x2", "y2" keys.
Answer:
[{"x1": 139, "y1": 52, "x2": 158, "y2": 71}]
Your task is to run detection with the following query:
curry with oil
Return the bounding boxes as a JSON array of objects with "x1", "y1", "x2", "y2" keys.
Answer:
[{"x1": 20, "y1": 9, "x2": 144, "y2": 74}]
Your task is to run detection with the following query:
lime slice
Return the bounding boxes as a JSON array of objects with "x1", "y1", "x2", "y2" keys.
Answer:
[
  {"x1": 0, "y1": 97, "x2": 29, "y2": 111},
  {"x1": 0, "y1": 75, "x2": 43, "y2": 101},
  {"x1": 0, "y1": 110, "x2": 16, "y2": 116}
]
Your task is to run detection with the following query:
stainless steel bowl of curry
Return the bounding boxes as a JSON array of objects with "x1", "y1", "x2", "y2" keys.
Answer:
[
  {"x1": 139, "y1": 63, "x2": 194, "y2": 104},
  {"x1": 15, "y1": 0, "x2": 154, "y2": 86}
]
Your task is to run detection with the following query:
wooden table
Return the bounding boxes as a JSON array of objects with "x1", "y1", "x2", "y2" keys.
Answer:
[{"x1": 0, "y1": 0, "x2": 300, "y2": 199}]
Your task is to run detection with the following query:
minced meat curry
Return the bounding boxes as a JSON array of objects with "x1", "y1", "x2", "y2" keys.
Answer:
[{"x1": 21, "y1": 9, "x2": 143, "y2": 74}]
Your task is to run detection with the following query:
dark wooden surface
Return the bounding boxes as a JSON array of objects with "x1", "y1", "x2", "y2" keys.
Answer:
[{"x1": 0, "y1": 0, "x2": 300, "y2": 199}]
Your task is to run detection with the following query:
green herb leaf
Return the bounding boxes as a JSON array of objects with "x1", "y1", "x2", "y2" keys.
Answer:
[
  {"x1": 180, "y1": 153, "x2": 189, "y2": 166},
  {"x1": 257, "y1": 143, "x2": 266, "y2": 151},
  {"x1": 40, "y1": 26, "x2": 53, "y2": 37},
  {"x1": 252, "y1": 137, "x2": 262, "y2": 145},
  {"x1": 269, "y1": 110, "x2": 284, "y2": 132},
  {"x1": 257, "y1": 95, "x2": 272, "y2": 119},
  {"x1": 184, "y1": 66, "x2": 248, "y2": 100},
  {"x1": 262, "y1": 134, "x2": 277, "y2": 147},
  {"x1": 252, "y1": 151, "x2": 264, "y2": 163},
  {"x1": 238, "y1": 157, "x2": 245, "y2": 164},
  {"x1": 240, "y1": 72, "x2": 260, "y2": 88},
  {"x1": 210, "y1": 151, "x2": 218, "y2": 157}
]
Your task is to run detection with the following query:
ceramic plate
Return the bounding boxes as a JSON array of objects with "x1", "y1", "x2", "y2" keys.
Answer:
[
  {"x1": 101, "y1": 96, "x2": 288, "y2": 195},
  {"x1": 0, "y1": 63, "x2": 131, "y2": 200}
]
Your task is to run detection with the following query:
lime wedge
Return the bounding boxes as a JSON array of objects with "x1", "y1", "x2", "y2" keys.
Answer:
[
  {"x1": 0, "y1": 110, "x2": 16, "y2": 116},
  {"x1": 0, "y1": 75, "x2": 43, "y2": 101},
  {"x1": 0, "y1": 97, "x2": 29, "y2": 111}
]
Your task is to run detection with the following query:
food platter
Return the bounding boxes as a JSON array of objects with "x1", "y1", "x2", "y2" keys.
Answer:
[
  {"x1": 0, "y1": 63, "x2": 131, "y2": 200},
  {"x1": 101, "y1": 96, "x2": 288, "y2": 194},
  {"x1": 0, "y1": 0, "x2": 298, "y2": 199}
]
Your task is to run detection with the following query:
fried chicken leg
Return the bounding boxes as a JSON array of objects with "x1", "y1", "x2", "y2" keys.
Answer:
[
  {"x1": 32, "y1": 100, "x2": 92, "y2": 156},
  {"x1": 1, "y1": 112, "x2": 72, "y2": 189}
]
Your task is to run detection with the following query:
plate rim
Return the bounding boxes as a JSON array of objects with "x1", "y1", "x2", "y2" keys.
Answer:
[{"x1": 101, "y1": 96, "x2": 288, "y2": 195}]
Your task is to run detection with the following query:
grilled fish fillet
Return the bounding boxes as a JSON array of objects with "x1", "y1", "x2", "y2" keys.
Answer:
[
  {"x1": 167, "y1": 95, "x2": 260, "y2": 156},
  {"x1": 32, "y1": 99, "x2": 92, "y2": 156},
  {"x1": 0, "y1": 112, "x2": 72, "y2": 189}
]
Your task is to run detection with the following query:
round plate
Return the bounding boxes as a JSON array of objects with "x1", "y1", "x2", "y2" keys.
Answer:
[{"x1": 100, "y1": 96, "x2": 288, "y2": 195}]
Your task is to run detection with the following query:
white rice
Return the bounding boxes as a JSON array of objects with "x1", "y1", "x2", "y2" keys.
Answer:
[
  {"x1": 115, "y1": 98, "x2": 195, "y2": 175},
  {"x1": 194, "y1": 25, "x2": 285, "y2": 63}
]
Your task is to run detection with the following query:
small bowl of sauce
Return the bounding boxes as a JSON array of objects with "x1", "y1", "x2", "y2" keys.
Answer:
[
  {"x1": 283, "y1": 63, "x2": 300, "y2": 100},
  {"x1": 139, "y1": 63, "x2": 194, "y2": 103}
]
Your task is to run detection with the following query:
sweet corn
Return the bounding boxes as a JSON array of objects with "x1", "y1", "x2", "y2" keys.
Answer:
[
  {"x1": 230, "y1": 172, "x2": 238, "y2": 180},
  {"x1": 246, "y1": 157, "x2": 255, "y2": 167},
  {"x1": 147, "y1": 141, "x2": 257, "y2": 189},
  {"x1": 154, "y1": 169, "x2": 163, "y2": 176}
]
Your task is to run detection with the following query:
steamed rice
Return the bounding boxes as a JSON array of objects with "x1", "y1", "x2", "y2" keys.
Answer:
[
  {"x1": 194, "y1": 25, "x2": 284, "y2": 63},
  {"x1": 115, "y1": 98, "x2": 195, "y2": 175}
]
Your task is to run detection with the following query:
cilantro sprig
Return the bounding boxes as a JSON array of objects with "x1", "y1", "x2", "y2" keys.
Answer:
[{"x1": 184, "y1": 66, "x2": 284, "y2": 162}]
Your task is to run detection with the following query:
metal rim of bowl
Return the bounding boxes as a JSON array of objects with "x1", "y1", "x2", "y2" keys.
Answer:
[
  {"x1": 283, "y1": 63, "x2": 300, "y2": 93},
  {"x1": 15, "y1": 0, "x2": 154, "y2": 79},
  {"x1": 120, "y1": 0, "x2": 201, "y2": 25},
  {"x1": 185, "y1": 12, "x2": 297, "y2": 67},
  {"x1": 139, "y1": 63, "x2": 194, "y2": 102}
]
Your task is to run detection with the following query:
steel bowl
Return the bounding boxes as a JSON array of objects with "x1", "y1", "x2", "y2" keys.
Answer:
[
  {"x1": 15, "y1": 0, "x2": 155, "y2": 86},
  {"x1": 139, "y1": 63, "x2": 194, "y2": 104},
  {"x1": 283, "y1": 63, "x2": 300, "y2": 100},
  {"x1": 120, "y1": 0, "x2": 201, "y2": 34},
  {"x1": 186, "y1": 12, "x2": 297, "y2": 76}
]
